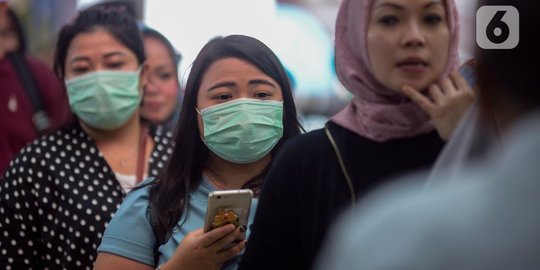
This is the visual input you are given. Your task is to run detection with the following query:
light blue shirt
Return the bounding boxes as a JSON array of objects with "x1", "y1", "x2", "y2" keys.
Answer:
[{"x1": 98, "y1": 176, "x2": 259, "y2": 269}]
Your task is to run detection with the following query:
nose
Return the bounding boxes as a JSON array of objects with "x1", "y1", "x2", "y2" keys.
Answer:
[{"x1": 401, "y1": 21, "x2": 425, "y2": 47}]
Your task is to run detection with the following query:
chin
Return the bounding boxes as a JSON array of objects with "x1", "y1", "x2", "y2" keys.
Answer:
[
  {"x1": 142, "y1": 113, "x2": 163, "y2": 123},
  {"x1": 398, "y1": 79, "x2": 433, "y2": 92}
]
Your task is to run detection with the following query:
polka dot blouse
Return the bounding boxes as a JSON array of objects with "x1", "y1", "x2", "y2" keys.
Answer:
[{"x1": 0, "y1": 122, "x2": 174, "y2": 270}]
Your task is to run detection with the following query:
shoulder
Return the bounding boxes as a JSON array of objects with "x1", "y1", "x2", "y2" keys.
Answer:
[
  {"x1": 3, "y1": 124, "x2": 92, "y2": 182},
  {"x1": 5, "y1": 125, "x2": 77, "y2": 170},
  {"x1": 275, "y1": 121, "x2": 367, "y2": 163},
  {"x1": 29, "y1": 123, "x2": 92, "y2": 156},
  {"x1": 110, "y1": 177, "x2": 154, "y2": 218},
  {"x1": 124, "y1": 178, "x2": 154, "y2": 205},
  {"x1": 98, "y1": 178, "x2": 156, "y2": 265},
  {"x1": 278, "y1": 126, "x2": 330, "y2": 158}
]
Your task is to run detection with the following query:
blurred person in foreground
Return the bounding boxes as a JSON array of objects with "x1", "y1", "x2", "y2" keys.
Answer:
[
  {"x1": 0, "y1": 0, "x2": 70, "y2": 174},
  {"x1": 316, "y1": 0, "x2": 540, "y2": 269}
]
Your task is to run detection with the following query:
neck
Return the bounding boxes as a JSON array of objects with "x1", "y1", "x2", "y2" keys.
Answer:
[{"x1": 205, "y1": 153, "x2": 271, "y2": 189}]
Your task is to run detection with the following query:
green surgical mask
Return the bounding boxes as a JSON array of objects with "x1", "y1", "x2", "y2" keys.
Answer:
[
  {"x1": 198, "y1": 98, "x2": 284, "y2": 164},
  {"x1": 66, "y1": 70, "x2": 141, "y2": 130}
]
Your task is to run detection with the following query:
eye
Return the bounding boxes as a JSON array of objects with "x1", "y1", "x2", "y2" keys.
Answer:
[
  {"x1": 157, "y1": 72, "x2": 173, "y2": 81},
  {"x1": 424, "y1": 14, "x2": 443, "y2": 25},
  {"x1": 71, "y1": 66, "x2": 90, "y2": 75},
  {"x1": 254, "y1": 91, "x2": 272, "y2": 99},
  {"x1": 106, "y1": 62, "x2": 124, "y2": 69},
  {"x1": 378, "y1": 15, "x2": 399, "y2": 26},
  {"x1": 214, "y1": 93, "x2": 233, "y2": 101}
]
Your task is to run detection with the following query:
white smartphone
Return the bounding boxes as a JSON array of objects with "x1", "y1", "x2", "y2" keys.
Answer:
[{"x1": 203, "y1": 189, "x2": 253, "y2": 236}]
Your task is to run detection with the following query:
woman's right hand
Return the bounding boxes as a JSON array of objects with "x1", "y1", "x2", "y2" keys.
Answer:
[
  {"x1": 401, "y1": 71, "x2": 475, "y2": 141},
  {"x1": 160, "y1": 224, "x2": 246, "y2": 270}
]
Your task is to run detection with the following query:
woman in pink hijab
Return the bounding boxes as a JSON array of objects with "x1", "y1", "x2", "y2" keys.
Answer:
[{"x1": 239, "y1": 0, "x2": 473, "y2": 269}]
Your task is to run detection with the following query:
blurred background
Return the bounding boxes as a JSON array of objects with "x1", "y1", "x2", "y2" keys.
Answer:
[{"x1": 8, "y1": 0, "x2": 475, "y2": 131}]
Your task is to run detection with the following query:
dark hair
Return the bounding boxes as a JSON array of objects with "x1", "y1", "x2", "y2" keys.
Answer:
[
  {"x1": 5, "y1": 8, "x2": 26, "y2": 54},
  {"x1": 141, "y1": 26, "x2": 182, "y2": 67},
  {"x1": 53, "y1": 5, "x2": 145, "y2": 79},
  {"x1": 90, "y1": 1, "x2": 137, "y2": 19},
  {"x1": 476, "y1": 0, "x2": 539, "y2": 116},
  {"x1": 148, "y1": 35, "x2": 302, "y2": 240}
]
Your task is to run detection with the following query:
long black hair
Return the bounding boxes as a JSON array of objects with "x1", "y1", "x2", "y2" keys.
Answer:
[
  {"x1": 53, "y1": 5, "x2": 145, "y2": 79},
  {"x1": 148, "y1": 34, "x2": 302, "y2": 240}
]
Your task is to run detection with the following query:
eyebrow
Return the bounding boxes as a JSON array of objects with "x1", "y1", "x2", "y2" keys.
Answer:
[
  {"x1": 249, "y1": 79, "x2": 278, "y2": 88},
  {"x1": 103, "y1": 51, "x2": 126, "y2": 59},
  {"x1": 425, "y1": 1, "x2": 444, "y2": 9},
  {"x1": 154, "y1": 64, "x2": 174, "y2": 72},
  {"x1": 207, "y1": 81, "x2": 235, "y2": 92},
  {"x1": 373, "y1": 2, "x2": 403, "y2": 11},
  {"x1": 206, "y1": 79, "x2": 278, "y2": 92},
  {"x1": 68, "y1": 56, "x2": 90, "y2": 65},
  {"x1": 68, "y1": 51, "x2": 127, "y2": 65}
]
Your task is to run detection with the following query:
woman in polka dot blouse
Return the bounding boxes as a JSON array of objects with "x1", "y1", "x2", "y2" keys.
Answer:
[
  {"x1": 93, "y1": 35, "x2": 303, "y2": 270},
  {"x1": 0, "y1": 6, "x2": 174, "y2": 270}
]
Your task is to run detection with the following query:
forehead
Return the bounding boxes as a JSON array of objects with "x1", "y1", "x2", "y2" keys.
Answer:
[
  {"x1": 372, "y1": 0, "x2": 445, "y2": 10},
  {"x1": 66, "y1": 28, "x2": 135, "y2": 62},
  {"x1": 144, "y1": 37, "x2": 172, "y2": 62},
  {"x1": 201, "y1": 57, "x2": 270, "y2": 83}
]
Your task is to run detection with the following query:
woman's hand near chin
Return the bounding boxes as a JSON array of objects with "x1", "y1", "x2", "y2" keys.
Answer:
[
  {"x1": 160, "y1": 224, "x2": 246, "y2": 270},
  {"x1": 401, "y1": 70, "x2": 476, "y2": 141}
]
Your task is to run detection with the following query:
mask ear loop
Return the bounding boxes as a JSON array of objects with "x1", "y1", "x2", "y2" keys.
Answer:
[
  {"x1": 137, "y1": 65, "x2": 147, "y2": 104},
  {"x1": 195, "y1": 107, "x2": 207, "y2": 144}
]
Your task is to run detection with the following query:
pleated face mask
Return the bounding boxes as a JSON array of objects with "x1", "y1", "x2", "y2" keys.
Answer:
[
  {"x1": 66, "y1": 69, "x2": 141, "y2": 130},
  {"x1": 198, "y1": 98, "x2": 284, "y2": 164}
]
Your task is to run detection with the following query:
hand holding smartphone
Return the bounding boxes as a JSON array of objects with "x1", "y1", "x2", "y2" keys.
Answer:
[{"x1": 203, "y1": 189, "x2": 253, "y2": 240}]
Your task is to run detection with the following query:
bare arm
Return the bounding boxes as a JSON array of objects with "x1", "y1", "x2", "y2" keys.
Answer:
[
  {"x1": 94, "y1": 253, "x2": 154, "y2": 270},
  {"x1": 94, "y1": 225, "x2": 245, "y2": 270}
]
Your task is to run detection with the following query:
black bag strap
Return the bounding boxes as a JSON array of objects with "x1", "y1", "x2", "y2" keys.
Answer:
[
  {"x1": 6, "y1": 52, "x2": 52, "y2": 134},
  {"x1": 324, "y1": 123, "x2": 356, "y2": 211}
]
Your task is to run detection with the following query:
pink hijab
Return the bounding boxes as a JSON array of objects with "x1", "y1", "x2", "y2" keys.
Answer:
[{"x1": 332, "y1": 0, "x2": 460, "y2": 142}]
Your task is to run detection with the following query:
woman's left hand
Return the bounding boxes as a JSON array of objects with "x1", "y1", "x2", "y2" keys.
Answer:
[{"x1": 401, "y1": 71, "x2": 475, "y2": 141}]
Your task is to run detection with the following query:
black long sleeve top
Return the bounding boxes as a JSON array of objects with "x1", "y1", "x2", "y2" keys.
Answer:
[{"x1": 239, "y1": 121, "x2": 444, "y2": 270}]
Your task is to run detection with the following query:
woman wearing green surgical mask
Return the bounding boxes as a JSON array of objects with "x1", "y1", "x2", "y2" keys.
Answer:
[
  {"x1": 0, "y1": 6, "x2": 174, "y2": 270},
  {"x1": 94, "y1": 35, "x2": 302, "y2": 270}
]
